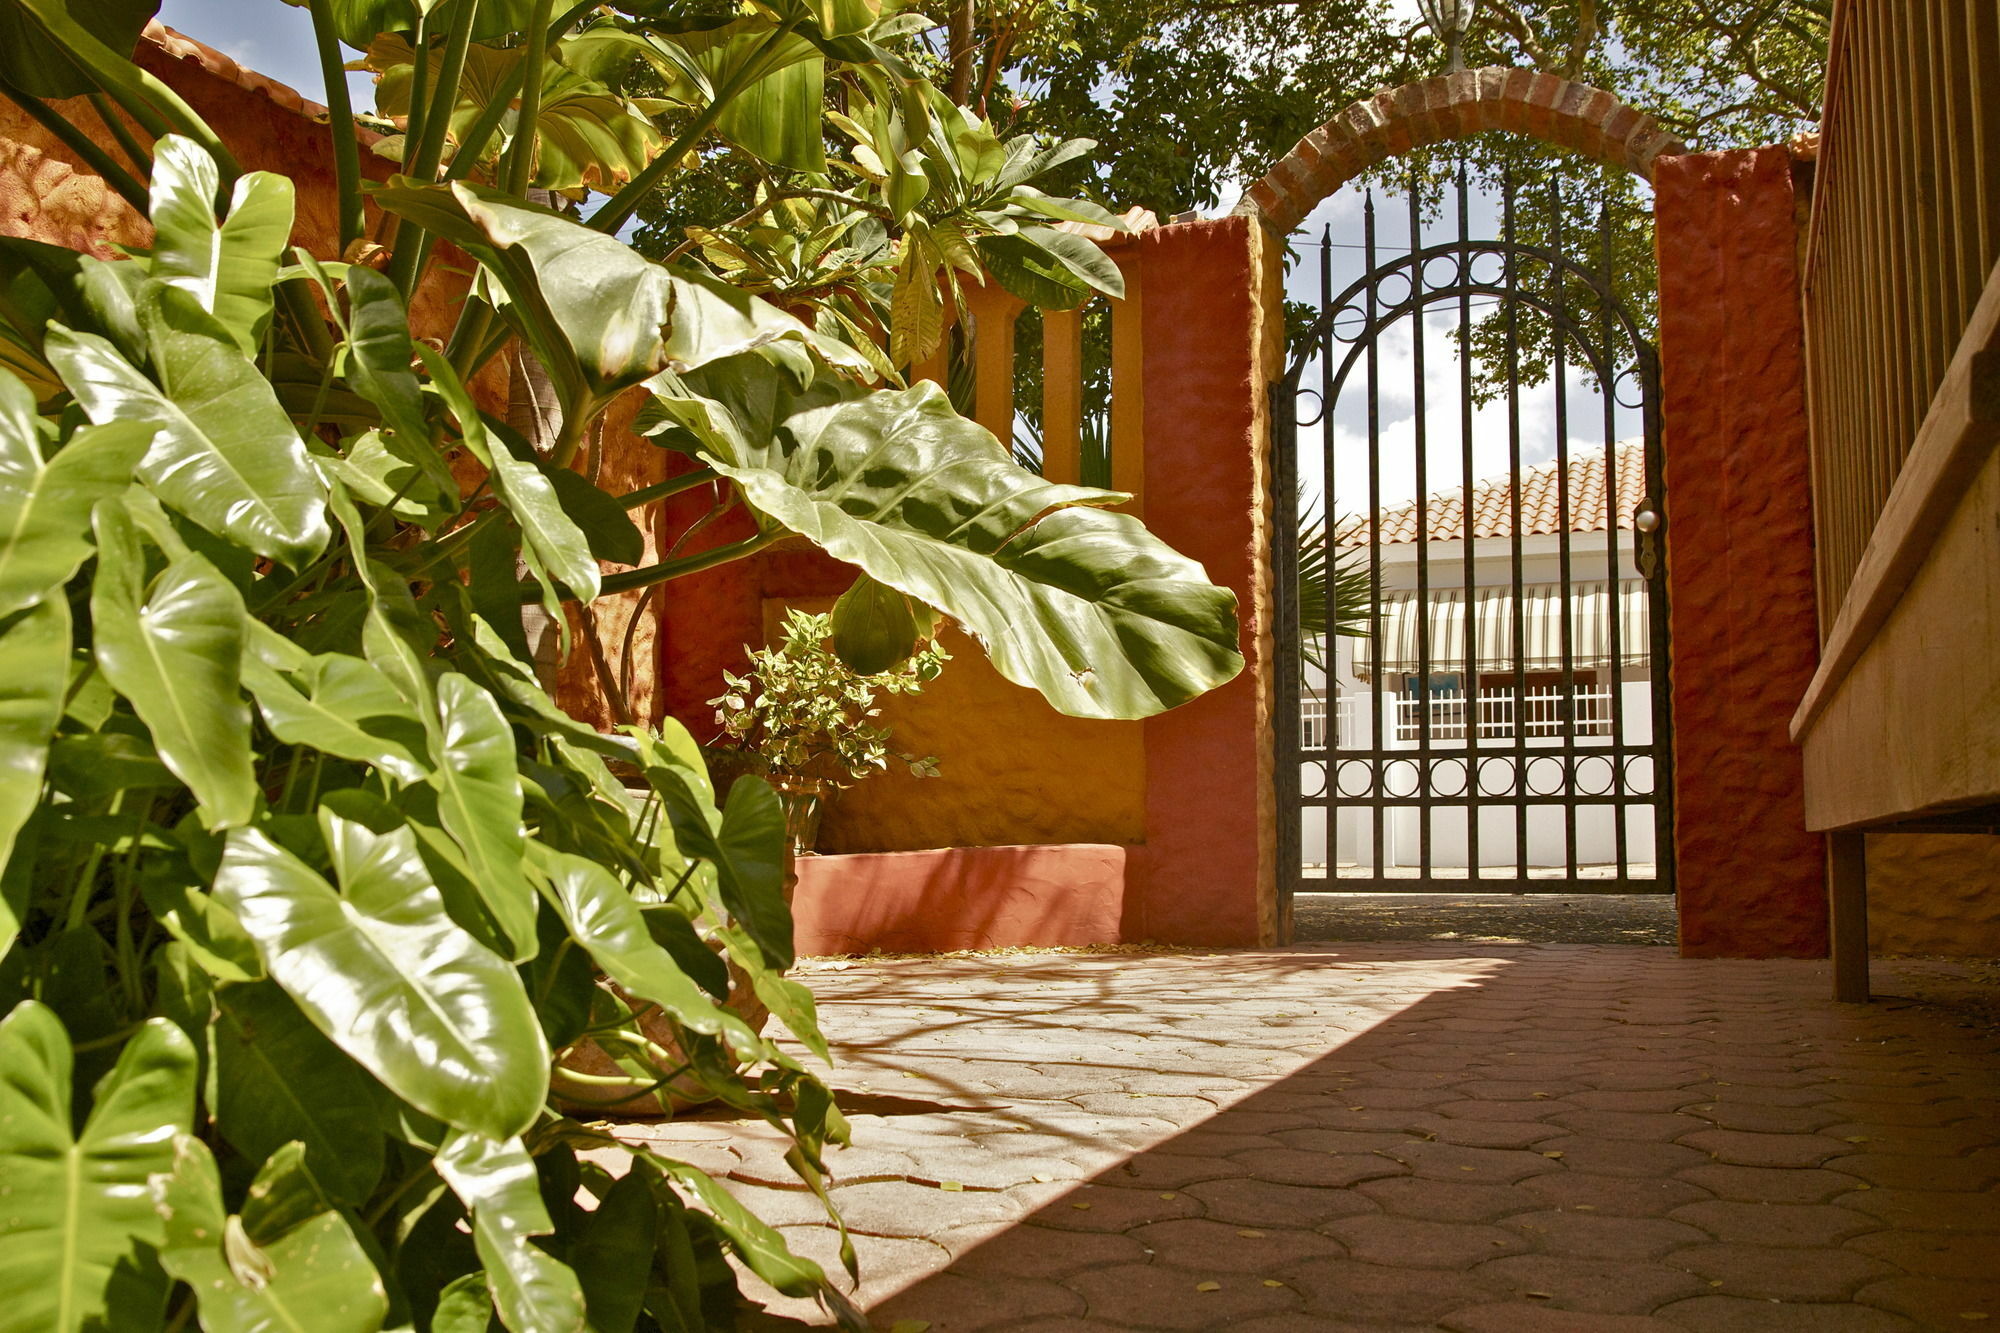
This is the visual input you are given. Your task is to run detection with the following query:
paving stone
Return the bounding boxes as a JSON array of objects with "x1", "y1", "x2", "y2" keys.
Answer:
[
  {"x1": 1677, "y1": 1129, "x2": 1851, "y2": 1169},
  {"x1": 1530, "y1": 1136, "x2": 1710, "y2": 1177},
  {"x1": 1674, "y1": 1163, "x2": 1863, "y2": 1204},
  {"x1": 867, "y1": 1270, "x2": 1086, "y2": 1331},
  {"x1": 1380, "y1": 1140, "x2": 1563, "y2": 1183},
  {"x1": 1836, "y1": 1187, "x2": 2000, "y2": 1231},
  {"x1": 1684, "y1": 1102, "x2": 1846, "y2": 1134},
  {"x1": 1668, "y1": 1242, "x2": 1896, "y2": 1301},
  {"x1": 1854, "y1": 1275, "x2": 2000, "y2": 1326},
  {"x1": 827, "y1": 1179, "x2": 1026, "y2": 1238},
  {"x1": 1227, "y1": 1148, "x2": 1408, "y2": 1188},
  {"x1": 1321, "y1": 1213, "x2": 1527, "y2": 1268},
  {"x1": 1503, "y1": 1209, "x2": 1706, "y2": 1260},
  {"x1": 1284, "y1": 1258, "x2": 1496, "y2": 1324},
  {"x1": 1358, "y1": 1175, "x2": 1544, "y2": 1223},
  {"x1": 1027, "y1": 1181, "x2": 1204, "y2": 1233},
  {"x1": 1441, "y1": 1303, "x2": 1681, "y2": 1332},
  {"x1": 944, "y1": 1222, "x2": 1148, "y2": 1279},
  {"x1": 1845, "y1": 1228, "x2": 2000, "y2": 1280},
  {"x1": 1520, "y1": 1171, "x2": 1712, "y2": 1217},
  {"x1": 1553, "y1": 1109, "x2": 1710, "y2": 1142},
  {"x1": 1667, "y1": 1199, "x2": 1879, "y2": 1246},
  {"x1": 1471, "y1": 1254, "x2": 1708, "y2": 1314},
  {"x1": 1822, "y1": 1151, "x2": 2000, "y2": 1191},
  {"x1": 1430, "y1": 1118, "x2": 1568, "y2": 1150},
  {"x1": 1065, "y1": 1262, "x2": 1303, "y2": 1328},
  {"x1": 1129, "y1": 1217, "x2": 1343, "y2": 1271},
  {"x1": 1653, "y1": 1295, "x2": 1919, "y2": 1332},
  {"x1": 1182, "y1": 1175, "x2": 1380, "y2": 1226}
]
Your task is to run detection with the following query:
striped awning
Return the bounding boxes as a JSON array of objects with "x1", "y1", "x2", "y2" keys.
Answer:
[{"x1": 1355, "y1": 580, "x2": 1651, "y2": 677}]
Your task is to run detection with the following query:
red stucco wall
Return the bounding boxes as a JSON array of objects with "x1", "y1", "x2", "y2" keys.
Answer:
[
  {"x1": 1654, "y1": 148, "x2": 1827, "y2": 958},
  {"x1": 1128, "y1": 216, "x2": 1273, "y2": 947}
]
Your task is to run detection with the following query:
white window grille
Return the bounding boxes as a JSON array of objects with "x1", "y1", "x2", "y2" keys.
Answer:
[{"x1": 1395, "y1": 685, "x2": 1615, "y2": 742}]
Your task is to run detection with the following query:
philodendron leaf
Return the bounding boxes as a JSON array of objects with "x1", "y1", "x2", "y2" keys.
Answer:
[
  {"x1": 240, "y1": 649, "x2": 430, "y2": 786},
  {"x1": 0, "y1": 597, "x2": 68, "y2": 902},
  {"x1": 372, "y1": 180, "x2": 873, "y2": 416},
  {"x1": 428, "y1": 672, "x2": 538, "y2": 962},
  {"x1": 152, "y1": 1134, "x2": 389, "y2": 1333},
  {"x1": 145, "y1": 136, "x2": 296, "y2": 355},
  {"x1": 568, "y1": 1169, "x2": 656, "y2": 1333},
  {"x1": 434, "y1": 1131, "x2": 588, "y2": 1333},
  {"x1": 0, "y1": 1003, "x2": 196, "y2": 1333},
  {"x1": 90, "y1": 503, "x2": 258, "y2": 826},
  {"x1": 0, "y1": 0, "x2": 157, "y2": 99},
  {"x1": 647, "y1": 1156, "x2": 828, "y2": 1298},
  {"x1": 48, "y1": 289, "x2": 330, "y2": 570},
  {"x1": 210, "y1": 980, "x2": 389, "y2": 1206},
  {"x1": 214, "y1": 824, "x2": 549, "y2": 1142},
  {"x1": 646, "y1": 359, "x2": 1244, "y2": 719},
  {"x1": 528, "y1": 845, "x2": 763, "y2": 1059},
  {"x1": 647, "y1": 768, "x2": 794, "y2": 972},
  {"x1": 0, "y1": 369, "x2": 153, "y2": 616}
]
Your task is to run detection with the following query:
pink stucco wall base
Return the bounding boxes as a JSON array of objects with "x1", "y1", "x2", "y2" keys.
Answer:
[{"x1": 791, "y1": 845, "x2": 1130, "y2": 956}]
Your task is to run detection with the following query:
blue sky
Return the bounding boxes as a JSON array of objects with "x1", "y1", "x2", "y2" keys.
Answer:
[{"x1": 157, "y1": 0, "x2": 376, "y2": 106}]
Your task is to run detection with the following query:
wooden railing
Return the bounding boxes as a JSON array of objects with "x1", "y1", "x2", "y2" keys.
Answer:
[{"x1": 1800, "y1": 0, "x2": 2000, "y2": 624}]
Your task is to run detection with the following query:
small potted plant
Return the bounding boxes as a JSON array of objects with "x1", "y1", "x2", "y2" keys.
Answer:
[{"x1": 710, "y1": 608, "x2": 947, "y2": 853}]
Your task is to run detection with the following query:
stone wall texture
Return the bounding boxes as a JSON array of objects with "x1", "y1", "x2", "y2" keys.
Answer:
[
  {"x1": 1653, "y1": 147, "x2": 1828, "y2": 958},
  {"x1": 1868, "y1": 834, "x2": 2000, "y2": 957}
]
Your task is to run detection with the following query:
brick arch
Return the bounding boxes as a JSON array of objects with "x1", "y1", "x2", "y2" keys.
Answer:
[{"x1": 1235, "y1": 68, "x2": 1686, "y2": 235}]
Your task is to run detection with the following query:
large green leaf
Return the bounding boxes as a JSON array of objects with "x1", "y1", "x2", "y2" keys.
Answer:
[
  {"x1": 372, "y1": 181, "x2": 872, "y2": 418},
  {"x1": 648, "y1": 1156, "x2": 828, "y2": 1298},
  {"x1": 646, "y1": 768, "x2": 794, "y2": 971},
  {"x1": 433, "y1": 1131, "x2": 587, "y2": 1333},
  {"x1": 0, "y1": 0, "x2": 157, "y2": 98},
  {"x1": 0, "y1": 597, "x2": 68, "y2": 904},
  {"x1": 145, "y1": 137, "x2": 295, "y2": 356},
  {"x1": 417, "y1": 346, "x2": 599, "y2": 603},
  {"x1": 0, "y1": 370, "x2": 152, "y2": 616},
  {"x1": 529, "y1": 845, "x2": 763, "y2": 1058},
  {"x1": 240, "y1": 649, "x2": 430, "y2": 786},
  {"x1": 646, "y1": 360, "x2": 1244, "y2": 718},
  {"x1": 152, "y1": 1134, "x2": 389, "y2": 1333},
  {"x1": 427, "y1": 672, "x2": 538, "y2": 961},
  {"x1": 213, "y1": 823, "x2": 549, "y2": 1141},
  {"x1": 569, "y1": 1170, "x2": 656, "y2": 1333},
  {"x1": 90, "y1": 505, "x2": 258, "y2": 825},
  {"x1": 48, "y1": 290, "x2": 329, "y2": 570},
  {"x1": 210, "y1": 980, "x2": 388, "y2": 1206},
  {"x1": 0, "y1": 1003, "x2": 195, "y2": 1333}
]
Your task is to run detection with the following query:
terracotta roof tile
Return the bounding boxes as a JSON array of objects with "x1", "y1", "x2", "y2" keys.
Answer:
[{"x1": 1339, "y1": 441, "x2": 1644, "y2": 546}]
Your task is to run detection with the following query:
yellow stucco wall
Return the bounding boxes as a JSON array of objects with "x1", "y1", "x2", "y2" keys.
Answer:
[
  {"x1": 761, "y1": 600, "x2": 1146, "y2": 854},
  {"x1": 1867, "y1": 834, "x2": 2000, "y2": 957}
]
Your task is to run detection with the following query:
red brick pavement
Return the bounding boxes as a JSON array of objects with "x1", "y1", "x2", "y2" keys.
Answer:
[{"x1": 612, "y1": 945, "x2": 2000, "y2": 1330}]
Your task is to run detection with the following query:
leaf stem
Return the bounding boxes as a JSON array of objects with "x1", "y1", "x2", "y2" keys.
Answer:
[
  {"x1": 501, "y1": 0, "x2": 557, "y2": 195},
  {"x1": 306, "y1": 0, "x2": 366, "y2": 254},
  {"x1": 594, "y1": 530, "x2": 779, "y2": 598}
]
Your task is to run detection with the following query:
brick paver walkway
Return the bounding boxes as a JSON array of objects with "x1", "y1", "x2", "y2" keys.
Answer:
[{"x1": 612, "y1": 945, "x2": 2000, "y2": 1330}]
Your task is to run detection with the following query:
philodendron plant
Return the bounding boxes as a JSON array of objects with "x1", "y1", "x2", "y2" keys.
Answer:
[{"x1": 0, "y1": 1, "x2": 1243, "y2": 1330}]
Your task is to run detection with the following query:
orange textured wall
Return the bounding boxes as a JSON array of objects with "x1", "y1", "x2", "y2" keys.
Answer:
[
  {"x1": 1128, "y1": 216, "x2": 1275, "y2": 948},
  {"x1": 1867, "y1": 835, "x2": 2000, "y2": 957},
  {"x1": 1653, "y1": 147, "x2": 1827, "y2": 958}
]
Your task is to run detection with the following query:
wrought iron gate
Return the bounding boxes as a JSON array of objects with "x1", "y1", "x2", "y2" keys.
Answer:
[{"x1": 1272, "y1": 174, "x2": 1674, "y2": 924}]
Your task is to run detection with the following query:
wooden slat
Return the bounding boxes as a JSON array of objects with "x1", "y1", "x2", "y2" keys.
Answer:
[
  {"x1": 1828, "y1": 831, "x2": 1870, "y2": 1003},
  {"x1": 1793, "y1": 258, "x2": 2000, "y2": 741}
]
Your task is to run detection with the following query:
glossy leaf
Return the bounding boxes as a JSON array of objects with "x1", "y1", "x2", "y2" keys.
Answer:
[
  {"x1": 0, "y1": 597, "x2": 67, "y2": 901},
  {"x1": 240, "y1": 649, "x2": 430, "y2": 786},
  {"x1": 90, "y1": 506, "x2": 259, "y2": 825},
  {"x1": 339, "y1": 266, "x2": 442, "y2": 461},
  {"x1": 152, "y1": 1134, "x2": 390, "y2": 1333},
  {"x1": 649, "y1": 1156, "x2": 826, "y2": 1298},
  {"x1": 428, "y1": 672, "x2": 538, "y2": 961},
  {"x1": 214, "y1": 824, "x2": 549, "y2": 1141},
  {"x1": 146, "y1": 137, "x2": 296, "y2": 355},
  {"x1": 417, "y1": 346, "x2": 600, "y2": 603},
  {"x1": 0, "y1": 1003, "x2": 195, "y2": 1333},
  {"x1": 647, "y1": 361, "x2": 1244, "y2": 719},
  {"x1": 0, "y1": 0, "x2": 158, "y2": 98},
  {"x1": 48, "y1": 290, "x2": 330, "y2": 570},
  {"x1": 210, "y1": 980, "x2": 388, "y2": 1206},
  {"x1": 0, "y1": 368, "x2": 153, "y2": 615},
  {"x1": 530, "y1": 845, "x2": 762, "y2": 1057},
  {"x1": 433, "y1": 1131, "x2": 587, "y2": 1333},
  {"x1": 546, "y1": 468, "x2": 645, "y2": 566},
  {"x1": 648, "y1": 767, "x2": 794, "y2": 971},
  {"x1": 569, "y1": 1170, "x2": 656, "y2": 1333},
  {"x1": 373, "y1": 181, "x2": 872, "y2": 415}
]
